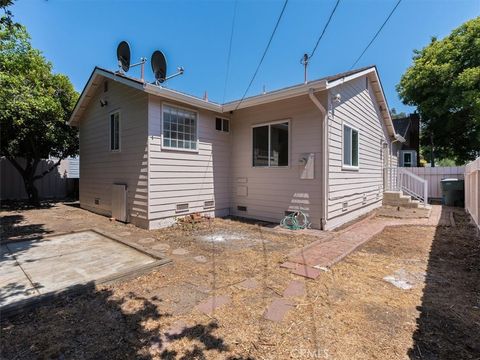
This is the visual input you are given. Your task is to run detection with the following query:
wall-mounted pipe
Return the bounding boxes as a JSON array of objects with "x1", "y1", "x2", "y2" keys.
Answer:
[{"x1": 308, "y1": 88, "x2": 328, "y2": 230}]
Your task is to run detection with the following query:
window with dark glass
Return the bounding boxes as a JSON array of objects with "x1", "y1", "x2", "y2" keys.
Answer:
[
  {"x1": 252, "y1": 122, "x2": 289, "y2": 167},
  {"x1": 215, "y1": 117, "x2": 229, "y2": 132},
  {"x1": 110, "y1": 112, "x2": 120, "y2": 151},
  {"x1": 343, "y1": 124, "x2": 359, "y2": 167}
]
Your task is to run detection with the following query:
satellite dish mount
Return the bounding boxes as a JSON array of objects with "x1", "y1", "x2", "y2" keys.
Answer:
[
  {"x1": 116, "y1": 41, "x2": 147, "y2": 81},
  {"x1": 151, "y1": 50, "x2": 184, "y2": 85}
]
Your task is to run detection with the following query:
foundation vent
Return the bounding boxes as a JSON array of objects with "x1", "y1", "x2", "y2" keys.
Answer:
[
  {"x1": 204, "y1": 200, "x2": 215, "y2": 209},
  {"x1": 176, "y1": 203, "x2": 189, "y2": 213},
  {"x1": 94, "y1": 198, "x2": 100, "y2": 205},
  {"x1": 237, "y1": 205, "x2": 247, "y2": 212},
  {"x1": 342, "y1": 201, "x2": 348, "y2": 212},
  {"x1": 362, "y1": 193, "x2": 367, "y2": 204}
]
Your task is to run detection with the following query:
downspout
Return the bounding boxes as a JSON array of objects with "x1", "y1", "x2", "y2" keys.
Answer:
[{"x1": 308, "y1": 88, "x2": 328, "y2": 230}]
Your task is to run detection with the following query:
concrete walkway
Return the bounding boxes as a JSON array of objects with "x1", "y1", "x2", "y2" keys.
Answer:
[{"x1": 285, "y1": 205, "x2": 450, "y2": 275}]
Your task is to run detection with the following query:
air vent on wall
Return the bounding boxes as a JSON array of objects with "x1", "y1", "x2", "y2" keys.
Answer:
[
  {"x1": 237, "y1": 205, "x2": 247, "y2": 212},
  {"x1": 362, "y1": 194, "x2": 367, "y2": 204},
  {"x1": 176, "y1": 203, "x2": 189, "y2": 213},
  {"x1": 204, "y1": 200, "x2": 215, "y2": 209},
  {"x1": 94, "y1": 198, "x2": 100, "y2": 205},
  {"x1": 342, "y1": 201, "x2": 348, "y2": 212}
]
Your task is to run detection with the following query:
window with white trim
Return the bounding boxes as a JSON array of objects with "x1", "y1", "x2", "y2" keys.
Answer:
[
  {"x1": 215, "y1": 117, "x2": 229, "y2": 132},
  {"x1": 163, "y1": 105, "x2": 197, "y2": 150},
  {"x1": 252, "y1": 121, "x2": 289, "y2": 167},
  {"x1": 343, "y1": 124, "x2": 359, "y2": 167},
  {"x1": 110, "y1": 111, "x2": 120, "y2": 151}
]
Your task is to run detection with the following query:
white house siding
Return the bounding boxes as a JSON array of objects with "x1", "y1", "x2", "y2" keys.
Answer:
[
  {"x1": 230, "y1": 94, "x2": 326, "y2": 229},
  {"x1": 147, "y1": 96, "x2": 231, "y2": 229},
  {"x1": 325, "y1": 75, "x2": 389, "y2": 229},
  {"x1": 79, "y1": 81, "x2": 149, "y2": 228}
]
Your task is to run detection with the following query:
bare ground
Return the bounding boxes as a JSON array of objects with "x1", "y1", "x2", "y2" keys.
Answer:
[{"x1": 1, "y1": 203, "x2": 479, "y2": 359}]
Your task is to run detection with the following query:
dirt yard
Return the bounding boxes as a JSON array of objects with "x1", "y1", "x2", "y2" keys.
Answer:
[{"x1": 1, "y1": 203, "x2": 479, "y2": 359}]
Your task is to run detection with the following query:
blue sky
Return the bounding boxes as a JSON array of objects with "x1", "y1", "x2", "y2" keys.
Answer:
[{"x1": 12, "y1": 0, "x2": 479, "y2": 112}]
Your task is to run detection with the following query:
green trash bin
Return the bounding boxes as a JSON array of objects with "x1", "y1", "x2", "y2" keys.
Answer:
[{"x1": 440, "y1": 178, "x2": 465, "y2": 207}]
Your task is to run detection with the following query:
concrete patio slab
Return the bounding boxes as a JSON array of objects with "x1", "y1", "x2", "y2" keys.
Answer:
[{"x1": 0, "y1": 230, "x2": 169, "y2": 313}]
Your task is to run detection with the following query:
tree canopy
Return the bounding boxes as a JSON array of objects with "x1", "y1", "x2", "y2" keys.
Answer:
[
  {"x1": 397, "y1": 17, "x2": 480, "y2": 163},
  {"x1": 0, "y1": 7, "x2": 78, "y2": 204}
]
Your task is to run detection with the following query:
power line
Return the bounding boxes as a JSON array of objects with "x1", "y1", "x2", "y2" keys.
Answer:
[
  {"x1": 309, "y1": 0, "x2": 341, "y2": 59},
  {"x1": 350, "y1": 0, "x2": 402, "y2": 69},
  {"x1": 222, "y1": 0, "x2": 238, "y2": 107},
  {"x1": 234, "y1": 0, "x2": 289, "y2": 110}
]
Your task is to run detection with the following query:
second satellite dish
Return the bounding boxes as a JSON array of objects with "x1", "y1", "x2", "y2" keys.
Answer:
[
  {"x1": 117, "y1": 41, "x2": 131, "y2": 72},
  {"x1": 151, "y1": 50, "x2": 167, "y2": 83}
]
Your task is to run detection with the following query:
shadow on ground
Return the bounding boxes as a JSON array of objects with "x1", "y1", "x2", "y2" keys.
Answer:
[
  {"x1": 0, "y1": 214, "x2": 52, "y2": 243},
  {"x1": 0, "y1": 282, "x2": 253, "y2": 360},
  {"x1": 409, "y1": 209, "x2": 480, "y2": 359}
]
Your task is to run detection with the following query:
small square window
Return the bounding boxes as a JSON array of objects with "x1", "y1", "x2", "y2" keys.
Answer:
[{"x1": 215, "y1": 117, "x2": 230, "y2": 132}]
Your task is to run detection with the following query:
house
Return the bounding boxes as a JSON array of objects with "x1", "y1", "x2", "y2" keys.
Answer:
[
  {"x1": 68, "y1": 65, "x2": 405, "y2": 230},
  {"x1": 393, "y1": 113, "x2": 420, "y2": 167}
]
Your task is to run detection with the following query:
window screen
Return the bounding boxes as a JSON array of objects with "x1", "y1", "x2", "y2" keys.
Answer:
[
  {"x1": 252, "y1": 122, "x2": 289, "y2": 167},
  {"x1": 343, "y1": 125, "x2": 359, "y2": 167},
  {"x1": 110, "y1": 112, "x2": 120, "y2": 151},
  {"x1": 163, "y1": 105, "x2": 197, "y2": 150}
]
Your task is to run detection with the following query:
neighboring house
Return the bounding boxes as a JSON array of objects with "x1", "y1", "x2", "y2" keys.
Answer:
[
  {"x1": 68, "y1": 65, "x2": 405, "y2": 230},
  {"x1": 393, "y1": 113, "x2": 420, "y2": 167}
]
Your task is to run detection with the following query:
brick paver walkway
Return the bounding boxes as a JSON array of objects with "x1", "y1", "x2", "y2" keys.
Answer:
[{"x1": 286, "y1": 205, "x2": 451, "y2": 274}]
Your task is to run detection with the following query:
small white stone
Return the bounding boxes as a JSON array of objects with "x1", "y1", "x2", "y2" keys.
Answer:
[
  {"x1": 172, "y1": 248, "x2": 189, "y2": 255},
  {"x1": 194, "y1": 255, "x2": 208, "y2": 263}
]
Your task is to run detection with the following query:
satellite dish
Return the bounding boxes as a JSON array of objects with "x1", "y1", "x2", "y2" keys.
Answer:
[
  {"x1": 151, "y1": 50, "x2": 167, "y2": 83},
  {"x1": 117, "y1": 41, "x2": 131, "y2": 72}
]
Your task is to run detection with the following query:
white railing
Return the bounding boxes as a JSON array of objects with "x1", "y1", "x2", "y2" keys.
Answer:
[{"x1": 385, "y1": 167, "x2": 429, "y2": 206}]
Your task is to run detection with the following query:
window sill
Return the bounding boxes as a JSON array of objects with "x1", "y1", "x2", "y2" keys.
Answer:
[
  {"x1": 252, "y1": 165, "x2": 290, "y2": 169},
  {"x1": 110, "y1": 150, "x2": 121, "y2": 153},
  {"x1": 342, "y1": 165, "x2": 359, "y2": 171},
  {"x1": 161, "y1": 146, "x2": 199, "y2": 153}
]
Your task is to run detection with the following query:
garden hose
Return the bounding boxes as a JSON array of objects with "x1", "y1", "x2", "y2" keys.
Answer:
[{"x1": 280, "y1": 211, "x2": 310, "y2": 230}]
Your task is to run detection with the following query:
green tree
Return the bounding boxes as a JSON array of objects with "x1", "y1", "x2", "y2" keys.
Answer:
[
  {"x1": 397, "y1": 17, "x2": 480, "y2": 163},
  {"x1": 0, "y1": 8, "x2": 78, "y2": 205}
]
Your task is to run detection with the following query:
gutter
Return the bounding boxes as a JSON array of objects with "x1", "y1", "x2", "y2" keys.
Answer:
[{"x1": 308, "y1": 88, "x2": 328, "y2": 230}]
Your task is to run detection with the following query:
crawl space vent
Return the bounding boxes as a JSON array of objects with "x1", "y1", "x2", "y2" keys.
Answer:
[
  {"x1": 237, "y1": 205, "x2": 247, "y2": 212},
  {"x1": 176, "y1": 203, "x2": 189, "y2": 213},
  {"x1": 204, "y1": 200, "x2": 215, "y2": 209}
]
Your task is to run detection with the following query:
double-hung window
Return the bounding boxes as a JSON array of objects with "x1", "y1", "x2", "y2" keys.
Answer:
[
  {"x1": 252, "y1": 121, "x2": 289, "y2": 167},
  {"x1": 163, "y1": 105, "x2": 197, "y2": 150},
  {"x1": 110, "y1": 111, "x2": 120, "y2": 151},
  {"x1": 343, "y1": 124, "x2": 359, "y2": 168}
]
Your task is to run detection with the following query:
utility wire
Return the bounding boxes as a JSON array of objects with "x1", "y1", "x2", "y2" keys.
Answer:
[
  {"x1": 309, "y1": 0, "x2": 341, "y2": 59},
  {"x1": 350, "y1": 0, "x2": 402, "y2": 69},
  {"x1": 234, "y1": 0, "x2": 289, "y2": 110},
  {"x1": 222, "y1": 0, "x2": 238, "y2": 108}
]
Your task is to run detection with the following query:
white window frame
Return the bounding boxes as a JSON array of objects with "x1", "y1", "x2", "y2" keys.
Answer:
[
  {"x1": 251, "y1": 119, "x2": 291, "y2": 168},
  {"x1": 109, "y1": 110, "x2": 121, "y2": 152},
  {"x1": 161, "y1": 102, "x2": 199, "y2": 153},
  {"x1": 342, "y1": 123, "x2": 359, "y2": 170},
  {"x1": 215, "y1": 116, "x2": 230, "y2": 133},
  {"x1": 402, "y1": 150, "x2": 415, "y2": 167}
]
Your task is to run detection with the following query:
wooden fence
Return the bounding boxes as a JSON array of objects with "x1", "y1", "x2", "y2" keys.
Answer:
[
  {"x1": 465, "y1": 157, "x2": 480, "y2": 229},
  {"x1": 0, "y1": 157, "x2": 78, "y2": 201},
  {"x1": 408, "y1": 166, "x2": 465, "y2": 200}
]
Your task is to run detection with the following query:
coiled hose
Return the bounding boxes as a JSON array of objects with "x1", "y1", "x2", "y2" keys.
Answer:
[{"x1": 280, "y1": 211, "x2": 310, "y2": 230}]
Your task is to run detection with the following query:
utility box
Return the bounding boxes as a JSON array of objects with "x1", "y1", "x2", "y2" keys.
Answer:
[
  {"x1": 112, "y1": 184, "x2": 127, "y2": 222},
  {"x1": 440, "y1": 178, "x2": 464, "y2": 207}
]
